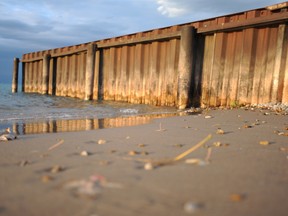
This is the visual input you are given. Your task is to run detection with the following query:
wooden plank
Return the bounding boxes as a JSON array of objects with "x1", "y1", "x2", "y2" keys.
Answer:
[
  {"x1": 277, "y1": 24, "x2": 288, "y2": 102},
  {"x1": 159, "y1": 41, "x2": 167, "y2": 106},
  {"x1": 132, "y1": 34, "x2": 144, "y2": 104},
  {"x1": 209, "y1": 32, "x2": 227, "y2": 106},
  {"x1": 271, "y1": 24, "x2": 286, "y2": 102},
  {"x1": 262, "y1": 27, "x2": 278, "y2": 103},
  {"x1": 97, "y1": 31, "x2": 181, "y2": 48},
  {"x1": 228, "y1": 31, "x2": 243, "y2": 106},
  {"x1": 127, "y1": 44, "x2": 135, "y2": 103},
  {"x1": 201, "y1": 34, "x2": 216, "y2": 107},
  {"x1": 120, "y1": 44, "x2": 128, "y2": 102},
  {"x1": 143, "y1": 43, "x2": 151, "y2": 104},
  {"x1": 92, "y1": 49, "x2": 101, "y2": 100},
  {"x1": 251, "y1": 28, "x2": 267, "y2": 104},
  {"x1": 198, "y1": 11, "x2": 288, "y2": 34},
  {"x1": 238, "y1": 28, "x2": 256, "y2": 105},
  {"x1": 149, "y1": 30, "x2": 161, "y2": 106}
]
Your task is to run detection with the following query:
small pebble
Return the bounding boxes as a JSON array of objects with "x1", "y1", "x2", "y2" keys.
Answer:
[
  {"x1": 128, "y1": 150, "x2": 139, "y2": 156},
  {"x1": 80, "y1": 151, "x2": 90, "y2": 156},
  {"x1": 204, "y1": 115, "x2": 212, "y2": 119},
  {"x1": 144, "y1": 162, "x2": 154, "y2": 170},
  {"x1": 98, "y1": 139, "x2": 106, "y2": 145}
]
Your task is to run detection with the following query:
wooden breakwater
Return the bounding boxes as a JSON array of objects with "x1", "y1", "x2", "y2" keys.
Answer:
[{"x1": 13, "y1": 2, "x2": 288, "y2": 109}]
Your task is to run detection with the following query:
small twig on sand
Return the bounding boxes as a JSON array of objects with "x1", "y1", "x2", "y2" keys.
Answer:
[
  {"x1": 48, "y1": 139, "x2": 64, "y2": 151},
  {"x1": 123, "y1": 134, "x2": 212, "y2": 168}
]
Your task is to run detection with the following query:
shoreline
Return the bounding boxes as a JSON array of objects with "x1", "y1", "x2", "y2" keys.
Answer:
[{"x1": 1, "y1": 108, "x2": 287, "y2": 216}]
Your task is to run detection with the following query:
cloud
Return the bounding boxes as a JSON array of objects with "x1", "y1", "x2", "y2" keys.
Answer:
[
  {"x1": 155, "y1": 0, "x2": 282, "y2": 19},
  {"x1": 0, "y1": 0, "x2": 281, "y2": 83}
]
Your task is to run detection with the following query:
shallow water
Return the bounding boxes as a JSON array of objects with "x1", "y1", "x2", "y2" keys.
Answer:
[{"x1": 0, "y1": 84, "x2": 178, "y2": 134}]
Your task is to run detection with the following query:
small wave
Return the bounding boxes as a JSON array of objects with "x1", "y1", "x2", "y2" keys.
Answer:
[{"x1": 120, "y1": 108, "x2": 139, "y2": 114}]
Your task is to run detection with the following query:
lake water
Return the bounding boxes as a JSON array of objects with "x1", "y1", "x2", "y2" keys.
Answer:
[{"x1": 0, "y1": 83, "x2": 178, "y2": 134}]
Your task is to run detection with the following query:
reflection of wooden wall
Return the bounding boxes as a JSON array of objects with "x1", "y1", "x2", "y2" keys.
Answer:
[
  {"x1": 13, "y1": 114, "x2": 177, "y2": 135},
  {"x1": 18, "y1": 2, "x2": 288, "y2": 108}
]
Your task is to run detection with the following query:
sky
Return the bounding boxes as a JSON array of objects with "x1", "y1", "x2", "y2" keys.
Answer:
[{"x1": 0, "y1": 0, "x2": 281, "y2": 84}]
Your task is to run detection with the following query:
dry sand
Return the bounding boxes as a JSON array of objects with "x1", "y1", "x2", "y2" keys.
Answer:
[{"x1": 0, "y1": 108, "x2": 287, "y2": 216}]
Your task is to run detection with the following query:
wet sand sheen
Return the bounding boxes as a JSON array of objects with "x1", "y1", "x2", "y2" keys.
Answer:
[{"x1": 0, "y1": 108, "x2": 287, "y2": 216}]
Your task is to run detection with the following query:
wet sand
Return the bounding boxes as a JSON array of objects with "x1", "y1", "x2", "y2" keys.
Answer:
[{"x1": 0, "y1": 108, "x2": 287, "y2": 216}]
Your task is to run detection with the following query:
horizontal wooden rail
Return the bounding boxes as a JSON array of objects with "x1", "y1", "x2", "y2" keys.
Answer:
[
  {"x1": 21, "y1": 47, "x2": 88, "y2": 62},
  {"x1": 97, "y1": 31, "x2": 181, "y2": 48},
  {"x1": 198, "y1": 10, "x2": 288, "y2": 33}
]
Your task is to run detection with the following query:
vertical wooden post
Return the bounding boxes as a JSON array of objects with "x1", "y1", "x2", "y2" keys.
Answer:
[
  {"x1": 85, "y1": 43, "x2": 96, "y2": 100},
  {"x1": 21, "y1": 61, "x2": 26, "y2": 92},
  {"x1": 177, "y1": 26, "x2": 196, "y2": 109},
  {"x1": 42, "y1": 54, "x2": 51, "y2": 94},
  {"x1": 12, "y1": 58, "x2": 19, "y2": 93}
]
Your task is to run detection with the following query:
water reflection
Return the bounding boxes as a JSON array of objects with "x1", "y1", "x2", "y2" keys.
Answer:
[{"x1": 11, "y1": 113, "x2": 183, "y2": 135}]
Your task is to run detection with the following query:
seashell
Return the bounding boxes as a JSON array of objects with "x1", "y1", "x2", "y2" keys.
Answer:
[
  {"x1": 259, "y1": 141, "x2": 269, "y2": 145},
  {"x1": 97, "y1": 139, "x2": 106, "y2": 145},
  {"x1": 243, "y1": 124, "x2": 252, "y2": 128},
  {"x1": 126, "y1": 136, "x2": 131, "y2": 139},
  {"x1": 204, "y1": 115, "x2": 212, "y2": 119},
  {"x1": 216, "y1": 128, "x2": 225, "y2": 135},
  {"x1": 80, "y1": 151, "x2": 90, "y2": 156},
  {"x1": 144, "y1": 162, "x2": 154, "y2": 170}
]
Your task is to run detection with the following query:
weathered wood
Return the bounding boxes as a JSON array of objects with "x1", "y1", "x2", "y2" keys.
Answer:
[
  {"x1": 198, "y1": 12, "x2": 288, "y2": 34},
  {"x1": 271, "y1": 24, "x2": 286, "y2": 102},
  {"x1": 12, "y1": 58, "x2": 19, "y2": 93},
  {"x1": 97, "y1": 31, "x2": 181, "y2": 48},
  {"x1": 42, "y1": 54, "x2": 51, "y2": 94},
  {"x1": 177, "y1": 26, "x2": 196, "y2": 109},
  {"x1": 21, "y1": 61, "x2": 26, "y2": 92},
  {"x1": 85, "y1": 44, "x2": 96, "y2": 100}
]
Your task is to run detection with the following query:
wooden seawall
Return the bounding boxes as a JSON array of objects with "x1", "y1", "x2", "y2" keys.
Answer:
[{"x1": 13, "y1": 2, "x2": 288, "y2": 109}]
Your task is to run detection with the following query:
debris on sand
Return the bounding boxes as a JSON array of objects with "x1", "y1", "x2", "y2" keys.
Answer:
[
  {"x1": 63, "y1": 174, "x2": 123, "y2": 199},
  {"x1": 97, "y1": 139, "x2": 106, "y2": 145},
  {"x1": 259, "y1": 141, "x2": 270, "y2": 146},
  {"x1": 48, "y1": 139, "x2": 64, "y2": 151},
  {"x1": 0, "y1": 128, "x2": 17, "y2": 142}
]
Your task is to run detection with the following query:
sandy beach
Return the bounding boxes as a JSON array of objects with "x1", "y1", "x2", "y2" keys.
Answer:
[{"x1": 0, "y1": 108, "x2": 287, "y2": 216}]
